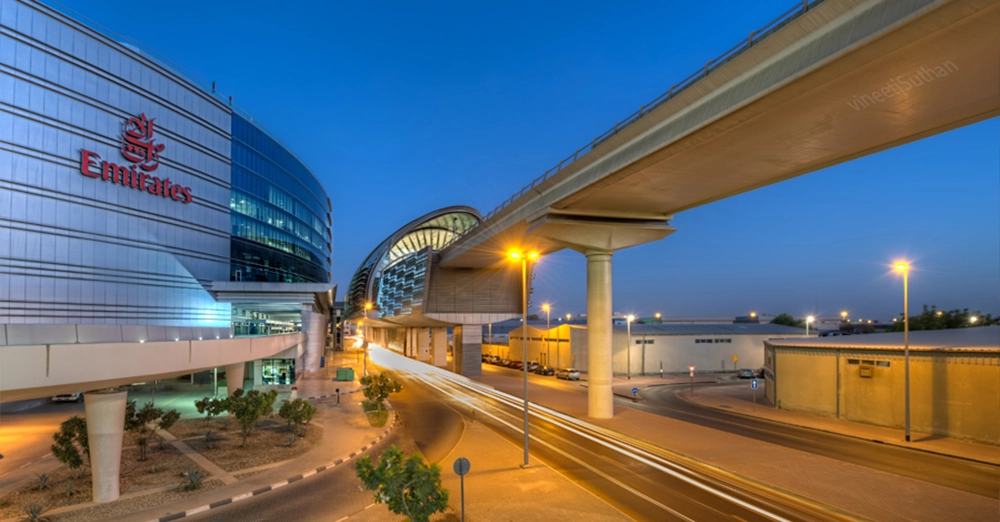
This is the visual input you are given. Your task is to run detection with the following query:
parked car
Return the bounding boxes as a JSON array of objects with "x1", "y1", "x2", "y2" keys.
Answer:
[
  {"x1": 51, "y1": 392, "x2": 82, "y2": 403},
  {"x1": 557, "y1": 368, "x2": 580, "y2": 381},
  {"x1": 489, "y1": 355, "x2": 502, "y2": 365},
  {"x1": 534, "y1": 365, "x2": 556, "y2": 376},
  {"x1": 526, "y1": 361, "x2": 540, "y2": 372},
  {"x1": 510, "y1": 361, "x2": 524, "y2": 370},
  {"x1": 737, "y1": 368, "x2": 755, "y2": 379},
  {"x1": 500, "y1": 358, "x2": 511, "y2": 367}
]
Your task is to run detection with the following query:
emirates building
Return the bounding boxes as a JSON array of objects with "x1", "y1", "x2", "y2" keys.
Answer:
[{"x1": 1, "y1": 0, "x2": 334, "y2": 416}]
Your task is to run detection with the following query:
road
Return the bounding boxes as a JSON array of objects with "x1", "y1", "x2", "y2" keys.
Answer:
[
  {"x1": 636, "y1": 382, "x2": 1000, "y2": 499},
  {"x1": 0, "y1": 399, "x2": 82, "y2": 491}
]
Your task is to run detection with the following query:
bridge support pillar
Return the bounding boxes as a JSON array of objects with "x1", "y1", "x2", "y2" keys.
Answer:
[
  {"x1": 418, "y1": 327, "x2": 431, "y2": 362},
  {"x1": 84, "y1": 389, "x2": 127, "y2": 503},
  {"x1": 301, "y1": 305, "x2": 326, "y2": 375},
  {"x1": 454, "y1": 324, "x2": 483, "y2": 376},
  {"x1": 586, "y1": 250, "x2": 614, "y2": 419},
  {"x1": 225, "y1": 362, "x2": 246, "y2": 396},
  {"x1": 431, "y1": 327, "x2": 448, "y2": 367}
]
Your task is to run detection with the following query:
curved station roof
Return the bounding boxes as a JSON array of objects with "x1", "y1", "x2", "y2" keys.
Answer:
[{"x1": 345, "y1": 206, "x2": 481, "y2": 318}]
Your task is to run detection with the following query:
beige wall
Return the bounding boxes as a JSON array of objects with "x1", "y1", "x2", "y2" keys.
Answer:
[
  {"x1": 773, "y1": 346, "x2": 1000, "y2": 444},
  {"x1": 508, "y1": 324, "x2": 574, "y2": 368}
]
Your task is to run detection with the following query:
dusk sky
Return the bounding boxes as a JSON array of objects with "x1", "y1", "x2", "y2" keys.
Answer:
[{"x1": 64, "y1": 0, "x2": 999, "y2": 321}]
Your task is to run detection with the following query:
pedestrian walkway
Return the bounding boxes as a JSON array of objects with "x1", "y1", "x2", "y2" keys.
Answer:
[
  {"x1": 473, "y1": 371, "x2": 999, "y2": 522},
  {"x1": 434, "y1": 414, "x2": 629, "y2": 521},
  {"x1": 679, "y1": 379, "x2": 1000, "y2": 465}
]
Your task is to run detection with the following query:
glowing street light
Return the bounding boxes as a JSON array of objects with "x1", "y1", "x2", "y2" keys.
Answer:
[
  {"x1": 508, "y1": 249, "x2": 540, "y2": 468},
  {"x1": 655, "y1": 312, "x2": 662, "y2": 320},
  {"x1": 894, "y1": 261, "x2": 912, "y2": 442},
  {"x1": 806, "y1": 316, "x2": 815, "y2": 337},
  {"x1": 841, "y1": 311, "x2": 848, "y2": 322},
  {"x1": 749, "y1": 312, "x2": 757, "y2": 318},
  {"x1": 970, "y1": 316, "x2": 979, "y2": 324},
  {"x1": 542, "y1": 304, "x2": 551, "y2": 368},
  {"x1": 626, "y1": 314, "x2": 635, "y2": 380}
]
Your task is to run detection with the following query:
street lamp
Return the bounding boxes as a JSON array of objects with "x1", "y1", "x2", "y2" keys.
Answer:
[
  {"x1": 508, "y1": 249, "x2": 539, "y2": 468},
  {"x1": 841, "y1": 311, "x2": 848, "y2": 322},
  {"x1": 542, "y1": 304, "x2": 551, "y2": 368},
  {"x1": 970, "y1": 316, "x2": 978, "y2": 324},
  {"x1": 626, "y1": 314, "x2": 635, "y2": 380},
  {"x1": 749, "y1": 311, "x2": 757, "y2": 318},
  {"x1": 363, "y1": 302, "x2": 373, "y2": 377},
  {"x1": 655, "y1": 312, "x2": 662, "y2": 321},
  {"x1": 806, "y1": 315, "x2": 815, "y2": 336},
  {"x1": 894, "y1": 262, "x2": 911, "y2": 442}
]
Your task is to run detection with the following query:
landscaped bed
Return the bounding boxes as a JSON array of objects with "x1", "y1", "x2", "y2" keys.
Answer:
[
  {"x1": 166, "y1": 416, "x2": 324, "y2": 472},
  {"x1": 0, "y1": 439, "x2": 210, "y2": 521}
]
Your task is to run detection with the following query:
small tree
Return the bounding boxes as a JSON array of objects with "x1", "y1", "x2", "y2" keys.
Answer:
[
  {"x1": 228, "y1": 388, "x2": 278, "y2": 448},
  {"x1": 356, "y1": 445, "x2": 449, "y2": 522},
  {"x1": 125, "y1": 400, "x2": 164, "y2": 461},
  {"x1": 51, "y1": 416, "x2": 89, "y2": 475},
  {"x1": 359, "y1": 372, "x2": 402, "y2": 411},
  {"x1": 771, "y1": 313, "x2": 805, "y2": 328},
  {"x1": 277, "y1": 398, "x2": 317, "y2": 439},
  {"x1": 194, "y1": 397, "x2": 228, "y2": 426},
  {"x1": 156, "y1": 409, "x2": 181, "y2": 449}
]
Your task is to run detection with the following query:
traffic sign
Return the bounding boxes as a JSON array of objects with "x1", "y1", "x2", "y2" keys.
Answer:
[
  {"x1": 751, "y1": 379, "x2": 758, "y2": 390},
  {"x1": 453, "y1": 457, "x2": 471, "y2": 476},
  {"x1": 631, "y1": 387, "x2": 639, "y2": 395}
]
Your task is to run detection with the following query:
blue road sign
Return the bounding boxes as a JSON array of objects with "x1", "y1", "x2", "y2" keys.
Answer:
[
  {"x1": 751, "y1": 379, "x2": 758, "y2": 389},
  {"x1": 632, "y1": 387, "x2": 639, "y2": 395}
]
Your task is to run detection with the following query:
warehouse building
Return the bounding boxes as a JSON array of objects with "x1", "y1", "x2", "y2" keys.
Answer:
[{"x1": 764, "y1": 326, "x2": 999, "y2": 444}]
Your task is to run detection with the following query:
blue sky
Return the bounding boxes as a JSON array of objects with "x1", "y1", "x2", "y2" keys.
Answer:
[{"x1": 63, "y1": 0, "x2": 999, "y2": 321}]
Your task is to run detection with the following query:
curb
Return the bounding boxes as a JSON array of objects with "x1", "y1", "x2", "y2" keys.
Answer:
[
  {"x1": 303, "y1": 388, "x2": 363, "y2": 401},
  {"x1": 146, "y1": 411, "x2": 398, "y2": 522},
  {"x1": 673, "y1": 389, "x2": 1000, "y2": 467}
]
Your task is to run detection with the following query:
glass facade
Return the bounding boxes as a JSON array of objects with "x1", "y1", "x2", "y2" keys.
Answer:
[{"x1": 230, "y1": 114, "x2": 331, "y2": 283}]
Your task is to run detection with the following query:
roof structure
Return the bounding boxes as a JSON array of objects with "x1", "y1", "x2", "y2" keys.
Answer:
[{"x1": 765, "y1": 326, "x2": 999, "y2": 353}]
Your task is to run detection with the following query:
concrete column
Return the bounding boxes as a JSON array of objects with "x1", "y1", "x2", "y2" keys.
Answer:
[
  {"x1": 226, "y1": 362, "x2": 246, "y2": 396},
  {"x1": 301, "y1": 305, "x2": 326, "y2": 374},
  {"x1": 84, "y1": 389, "x2": 127, "y2": 503},
  {"x1": 455, "y1": 324, "x2": 483, "y2": 377},
  {"x1": 431, "y1": 327, "x2": 448, "y2": 367},
  {"x1": 418, "y1": 327, "x2": 431, "y2": 362},
  {"x1": 586, "y1": 250, "x2": 614, "y2": 419}
]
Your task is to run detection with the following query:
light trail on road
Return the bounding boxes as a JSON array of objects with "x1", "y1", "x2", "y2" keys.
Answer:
[{"x1": 371, "y1": 346, "x2": 854, "y2": 522}]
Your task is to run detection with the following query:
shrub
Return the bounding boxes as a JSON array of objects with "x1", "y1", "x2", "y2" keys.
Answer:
[
  {"x1": 179, "y1": 469, "x2": 203, "y2": 491},
  {"x1": 51, "y1": 416, "x2": 89, "y2": 475},
  {"x1": 156, "y1": 409, "x2": 181, "y2": 448},
  {"x1": 277, "y1": 398, "x2": 317, "y2": 439},
  {"x1": 358, "y1": 372, "x2": 402, "y2": 412},
  {"x1": 356, "y1": 445, "x2": 449, "y2": 522},
  {"x1": 124, "y1": 400, "x2": 163, "y2": 462},
  {"x1": 194, "y1": 397, "x2": 228, "y2": 426},
  {"x1": 227, "y1": 388, "x2": 278, "y2": 448},
  {"x1": 35, "y1": 473, "x2": 49, "y2": 490},
  {"x1": 22, "y1": 503, "x2": 49, "y2": 522}
]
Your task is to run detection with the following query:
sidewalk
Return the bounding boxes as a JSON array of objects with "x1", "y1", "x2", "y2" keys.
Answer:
[
  {"x1": 679, "y1": 380, "x2": 1000, "y2": 465},
  {"x1": 473, "y1": 371, "x2": 999, "y2": 522},
  {"x1": 434, "y1": 414, "x2": 629, "y2": 521}
]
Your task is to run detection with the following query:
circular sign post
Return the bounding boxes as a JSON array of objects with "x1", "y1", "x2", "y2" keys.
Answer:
[{"x1": 453, "y1": 457, "x2": 471, "y2": 521}]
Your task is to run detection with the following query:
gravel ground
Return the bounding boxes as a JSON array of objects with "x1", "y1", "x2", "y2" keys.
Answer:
[
  {"x1": 0, "y1": 442, "x2": 208, "y2": 520},
  {"x1": 48, "y1": 480, "x2": 224, "y2": 522},
  {"x1": 170, "y1": 418, "x2": 323, "y2": 472}
]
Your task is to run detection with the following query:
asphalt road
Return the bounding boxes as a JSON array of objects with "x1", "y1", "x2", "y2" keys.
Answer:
[
  {"x1": 0, "y1": 399, "x2": 83, "y2": 490},
  {"x1": 636, "y1": 383, "x2": 1000, "y2": 499}
]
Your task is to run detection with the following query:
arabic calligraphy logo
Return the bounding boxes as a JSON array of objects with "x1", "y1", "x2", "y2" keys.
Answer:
[{"x1": 121, "y1": 113, "x2": 165, "y2": 171}]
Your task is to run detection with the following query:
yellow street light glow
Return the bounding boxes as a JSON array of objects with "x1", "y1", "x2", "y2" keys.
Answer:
[
  {"x1": 894, "y1": 262, "x2": 909, "y2": 272},
  {"x1": 806, "y1": 316, "x2": 815, "y2": 323},
  {"x1": 566, "y1": 313, "x2": 572, "y2": 320},
  {"x1": 971, "y1": 316, "x2": 978, "y2": 323},
  {"x1": 365, "y1": 302, "x2": 373, "y2": 311},
  {"x1": 627, "y1": 314, "x2": 635, "y2": 322},
  {"x1": 508, "y1": 251, "x2": 522, "y2": 260},
  {"x1": 750, "y1": 312, "x2": 757, "y2": 318},
  {"x1": 528, "y1": 251, "x2": 539, "y2": 260},
  {"x1": 893, "y1": 318, "x2": 898, "y2": 322},
  {"x1": 867, "y1": 320, "x2": 872, "y2": 324},
  {"x1": 655, "y1": 312, "x2": 661, "y2": 319},
  {"x1": 840, "y1": 311, "x2": 847, "y2": 318},
  {"x1": 937, "y1": 311, "x2": 943, "y2": 316},
  {"x1": 542, "y1": 304, "x2": 550, "y2": 312}
]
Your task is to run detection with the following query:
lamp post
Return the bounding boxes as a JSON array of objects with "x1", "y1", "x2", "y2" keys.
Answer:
[
  {"x1": 806, "y1": 315, "x2": 815, "y2": 337},
  {"x1": 542, "y1": 304, "x2": 551, "y2": 367},
  {"x1": 841, "y1": 310, "x2": 848, "y2": 323},
  {"x1": 509, "y1": 250, "x2": 539, "y2": 468},
  {"x1": 894, "y1": 262, "x2": 911, "y2": 442},
  {"x1": 363, "y1": 302, "x2": 373, "y2": 377},
  {"x1": 626, "y1": 314, "x2": 634, "y2": 380},
  {"x1": 654, "y1": 312, "x2": 661, "y2": 323}
]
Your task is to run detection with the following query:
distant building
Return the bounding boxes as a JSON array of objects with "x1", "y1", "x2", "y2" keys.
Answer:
[
  {"x1": 506, "y1": 323, "x2": 812, "y2": 374},
  {"x1": 763, "y1": 326, "x2": 999, "y2": 444}
]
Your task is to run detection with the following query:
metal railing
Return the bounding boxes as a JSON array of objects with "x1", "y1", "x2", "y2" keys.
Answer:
[{"x1": 479, "y1": 0, "x2": 824, "y2": 224}]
